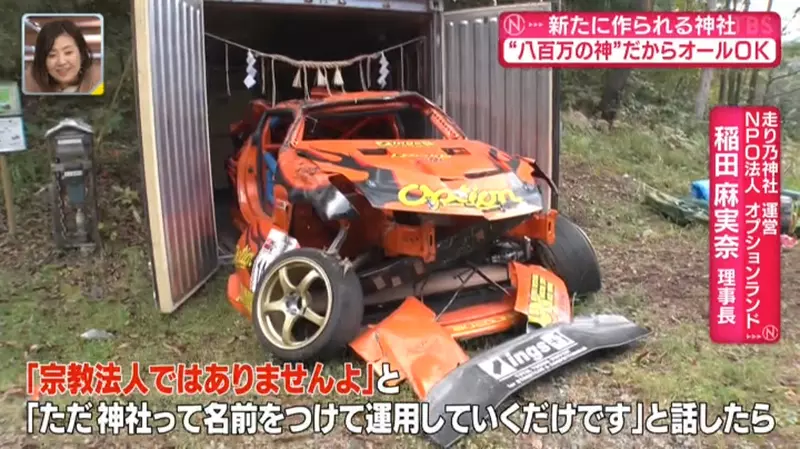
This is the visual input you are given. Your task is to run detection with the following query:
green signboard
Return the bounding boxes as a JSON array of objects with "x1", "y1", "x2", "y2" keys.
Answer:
[
  {"x1": 0, "y1": 81, "x2": 26, "y2": 153},
  {"x1": 0, "y1": 81, "x2": 22, "y2": 117}
]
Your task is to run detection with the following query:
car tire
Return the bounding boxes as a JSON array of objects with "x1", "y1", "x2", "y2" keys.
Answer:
[
  {"x1": 534, "y1": 214, "x2": 602, "y2": 297},
  {"x1": 251, "y1": 248, "x2": 364, "y2": 362}
]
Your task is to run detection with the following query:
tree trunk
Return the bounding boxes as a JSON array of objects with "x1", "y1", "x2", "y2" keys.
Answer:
[
  {"x1": 747, "y1": 0, "x2": 774, "y2": 104},
  {"x1": 597, "y1": 69, "x2": 632, "y2": 125},
  {"x1": 716, "y1": 0, "x2": 734, "y2": 105},
  {"x1": 746, "y1": 69, "x2": 759, "y2": 104},
  {"x1": 761, "y1": 70, "x2": 776, "y2": 104},
  {"x1": 695, "y1": 70, "x2": 715, "y2": 118},
  {"x1": 726, "y1": 71, "x2": 738, "y2": 104},
  {"x1": 595, "y1": 0, "x2": 652, "y2": 125},
  {"x1": 693, "y1": 0, "x2": 717, "y2": 118},
  {"x1": 730, "y1": 0, "x2": 751, "y2": 105},
  {"x1": 732, "y1": 71, "x2": 743, "y2": 105},
  {"x1": 760, "y1": 67, "x2": 800, "y2": 104}
]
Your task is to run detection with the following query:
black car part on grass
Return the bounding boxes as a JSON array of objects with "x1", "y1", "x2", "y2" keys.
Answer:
[{"x1": 425, "y1": 315, "x2": 650, "y2": 448}]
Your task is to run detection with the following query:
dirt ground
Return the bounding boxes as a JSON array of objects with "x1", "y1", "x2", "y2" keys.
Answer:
[{"x1": 0, "y1": 112, "x2": 797, "y2": 448}]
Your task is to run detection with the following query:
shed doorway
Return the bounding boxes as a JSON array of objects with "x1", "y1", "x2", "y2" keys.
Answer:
[
  {"x1": 132, "y1": 0, "x2": 558, "y2": 313},
  {"x1": 202, "y1": 3, "x2": 434, "y2": 256}
]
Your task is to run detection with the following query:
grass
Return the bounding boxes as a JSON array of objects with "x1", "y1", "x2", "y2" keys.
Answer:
[{"x1": 0, "y1": 108, "x2": 798, "y2": 448}]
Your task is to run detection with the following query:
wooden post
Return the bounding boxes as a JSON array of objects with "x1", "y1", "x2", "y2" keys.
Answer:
[
  {"x1": 0, "y1": 154, "x2": 14, "y2": 234},
  {"x1": 0, "y1": 81, "x2": 23, "y2": 236}
]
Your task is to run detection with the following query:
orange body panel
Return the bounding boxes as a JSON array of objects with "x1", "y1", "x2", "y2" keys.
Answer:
[
  {"x1": 382, "y1": 220, "x2": 436, "y2": 262},
  {"x1": 508, "y1": 209, "x2": 558, "y2": 246},
  {"x1": 235, "y1": 142, "x2": 270, "y2": 227},
  {"x1": 437, "y1": 294, "x2": 523, "y2": 339},
  {"x1": 227, "y1": 274, "x2": 249, "y2": 318},
  {"x1": 349, "y1": 297, "x2": 471, "y2": 400},
  {"x1": 290, "y1": 139, "x2": 543, "y2": 219}
]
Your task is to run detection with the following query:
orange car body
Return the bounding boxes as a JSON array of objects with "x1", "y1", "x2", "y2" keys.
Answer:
[{"x1": 225, "y1": 90, "x2": 591, "y2": 408}]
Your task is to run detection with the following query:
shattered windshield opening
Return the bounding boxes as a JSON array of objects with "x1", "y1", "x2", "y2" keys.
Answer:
[{"x1": 302, "y1": 103, "x2": 444, "y2": 141}]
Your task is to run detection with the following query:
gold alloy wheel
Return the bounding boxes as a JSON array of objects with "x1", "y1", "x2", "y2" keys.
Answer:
[{"x1": 254, "y1": 256, "x2": 333, "y2": 350}]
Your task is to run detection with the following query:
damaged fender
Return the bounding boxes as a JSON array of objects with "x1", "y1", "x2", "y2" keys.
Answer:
[
  {"x1": 425, "y1": 315, "x2": 649, "y2": 448},
  {"x1": 350, "y1": 298, "x2": 471, "y2": 400}
]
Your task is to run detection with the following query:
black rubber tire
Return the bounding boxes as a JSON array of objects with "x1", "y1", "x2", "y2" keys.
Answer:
[
  {"x1": 251, "y1": 247, "x2": 364, "y2": 362},
  {"x1": 534, "y1": 214, "x2": 602, "y2": 297}
]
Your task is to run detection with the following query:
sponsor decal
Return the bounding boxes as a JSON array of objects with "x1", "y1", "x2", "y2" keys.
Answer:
[
  {"x1": 376, "y1": 140, "x2": 434, "y2": 147},
  {"x1": 233, "y1": 246, "x2": 255, "y2": 271},
  {"x1": 528, "y1": 274, "x2": 555, "y2": 327},
  {"x1": 397, "y1": 184, "x2": 522, "y2": 211},
  {"x1": 477, "y1": 331, "x2": 585, "y2": 385},
  {"x1": 249, "y1": 229, "x2": 301, "y2": 293},
  {"x1": 448, "y1": 315, "x2": 513, "y2": 334},
  {"x1": 390, "y1": 153, "x2": 450, "y2": 161}
]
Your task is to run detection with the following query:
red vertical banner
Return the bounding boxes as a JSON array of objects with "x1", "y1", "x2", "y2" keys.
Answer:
[
  {"x1": 709, "y1": 107, "x2": 746, "y2": 343},
  {"x1": 742, "y1": 107, "x2": 781, "y2": 343},
  {"x1": 709, "y1": 106, "x2": 782, "y2": 344}
]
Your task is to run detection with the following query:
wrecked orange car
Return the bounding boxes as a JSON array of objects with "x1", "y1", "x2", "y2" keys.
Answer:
[{"x1": 224, "y1": 90, "x2": 648, "y2": 447}]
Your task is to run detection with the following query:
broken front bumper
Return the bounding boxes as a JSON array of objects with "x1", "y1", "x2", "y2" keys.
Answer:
[
  {"x1": 351, "y1": 297, "x2": 648, "y2": 448},
  {"x1": 424, "y1": 314, "x2": 649, "y2": 447}
]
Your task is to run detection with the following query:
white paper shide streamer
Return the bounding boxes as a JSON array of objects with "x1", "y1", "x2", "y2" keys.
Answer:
[
  {"x1": 244, "y1": 50, "x2": 257, "y2": 89},
  {"x1": 377, "y1": 52, "x2": 389, "y2": 89}
]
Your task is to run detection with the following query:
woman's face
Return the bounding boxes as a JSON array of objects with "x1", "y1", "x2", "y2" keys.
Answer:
[{"x1": 45, "y1": 33, "x2": 81, "y2": 87}]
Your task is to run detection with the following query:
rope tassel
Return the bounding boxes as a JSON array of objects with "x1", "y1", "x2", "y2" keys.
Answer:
[
  {"x1": 399, "y1": 46, "x2": 405, "y2": 91},
  {"x1": 270, "y1": 58, "x2": 277, "y2": 106},
  {"x1": 322, "y1": 68, "x2": 332, "y2": 95},
  {"x1": 332, "y1": 67, "x2": 344, "y2": 87},
  {"x1": 292, "y1": 69, "x2": 302, "y2": 89},
  {"x1": 224, "y1": 43, "x2": 231, "y2": 96},
  {"x1": 316, "y1": 69, "x2": 327, "y2": 86},
  {"x1": 261, "y1": 58, "x2": 266, "y2": 95}
]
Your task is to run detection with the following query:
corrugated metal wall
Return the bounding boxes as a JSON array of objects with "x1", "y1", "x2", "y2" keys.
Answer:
[
  {"x1": 441, "y1": 3, "x2": 554, "y2": 207},
  {"x1": 136, "y1": 0, "x2": 218, "y2": 311}
]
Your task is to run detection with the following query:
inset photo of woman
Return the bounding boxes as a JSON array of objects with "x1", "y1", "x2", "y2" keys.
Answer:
[{"x1": 21, "y1": 14, "x2": 104, "y2": 96}]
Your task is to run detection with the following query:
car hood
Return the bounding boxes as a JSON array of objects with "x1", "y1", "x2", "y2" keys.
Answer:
[{"x1": 296, "y1": 139, "x2": 545, "y2": 219}]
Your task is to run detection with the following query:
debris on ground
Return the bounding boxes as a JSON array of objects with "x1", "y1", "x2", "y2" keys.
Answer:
[
  {"x1": 644, "y1": 180, "x2": 800, "y2": 237},
  {"x1": 80, "y1": 329, "x2": 115, "y2": 340},
  {"x1": 642, "y1": 185, "x2": 708, "y2": 226},
  {"x1": 782, "y1": 234, "x2": 798, "y2": 250}
]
